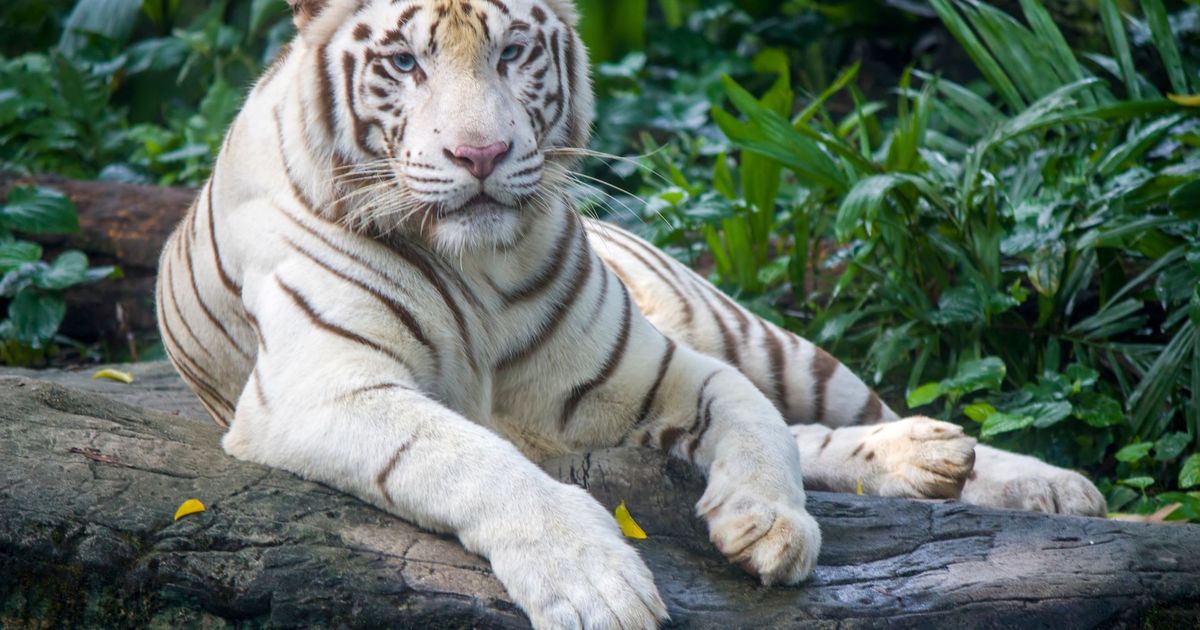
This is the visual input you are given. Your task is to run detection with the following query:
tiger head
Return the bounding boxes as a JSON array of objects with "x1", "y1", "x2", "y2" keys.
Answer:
[{"x1": 284, "y1": 0, "x2": 592, "y2": 254}]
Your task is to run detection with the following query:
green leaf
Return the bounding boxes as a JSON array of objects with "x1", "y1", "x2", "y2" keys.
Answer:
[
  {"x1": 907, "y1": 382, "x2": 944, "y2": 408},
  {"x1": 963, "y1": 402, "x2": 996, "y2": 423},
  {"x1": 1115, "y1": 441, "x2": 1154, "y2": 464},
  {"x1": 0, "y1": 187, "x2": 80, "y2": 235},
  {"x1": 928, "y1": 0, "x2": 1023, "y2": 110},
  {"x1": 1073, "y1": 393, "x2": 1125, "y2": 428},
  {"x1": 980, "y1": 411, "x2": 1035, "y2": 438},
  {"x1": 8, "y1": 288, "x2": 66, "y2": 347},
  {"x1": 835, "y1": 173, "x2": 943, "y2": 243},
  {"x1": 944, "y1": 357, "x2": 1007, "y2": 395},
  {"x1": 34, "y1": 251, "x2": 89, "y2": 290},
  {"x1": 1140, "y1": 0, "x2": 1190, "y2": 94},
  {"x1": 1168, "y1": 179, "x2": 1200, "y2": 219},
  {"x1": 1098, "y1": 0, "x2": 1141, "y2": 99},
  {"x1": 1154, "y1": 432, "x2": 1190, "y2": 462},
  {"x1": 1179, "y1": 454, "x2": 1200, "y2": 489},
  {"x1": 1020, "y1": 400, "x2": 1074, "y2": 429},
  {"x1": 1064, "y1": 364, "x2": 1100, "y2": 391},
  {"x1": 929, "y1": 285, "x2": 983, "y2": 326},
  {"x1": 58, "y1": 0, "x2": 143, "y2": 54},
  {"x1": 0, "y1": 240, "x2": 43, "y2": 272},
  {"x1": 712, "y1": 153, "x2": 736, "y2": 200},
  {"x1": 1119, "y1": 476, "x2": 1155, "y2": 490}
]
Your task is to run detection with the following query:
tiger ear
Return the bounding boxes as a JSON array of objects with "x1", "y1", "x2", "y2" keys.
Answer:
[{"x1": 286, "y1": 0, "x2": 329, "y2": 29}]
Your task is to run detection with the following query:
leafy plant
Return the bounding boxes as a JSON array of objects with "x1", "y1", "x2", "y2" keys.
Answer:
[
  {"x1": 619, "y1": 0, "x2": 1200, "y2": 517},
  {"x1": 0, "y1": 186, "x2": 119, "y2": 366}
]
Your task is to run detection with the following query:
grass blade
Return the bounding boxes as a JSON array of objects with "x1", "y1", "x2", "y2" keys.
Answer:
[
  {"x1": 1140, "y1": 0, "x2": 1192, "y2": 94},
  {"x1": 1098, "y1": 0, "x2": 1143, "y2": 99},
  {"x1": 928, "y1": 0, "x2": 1024, "y2": 110}
]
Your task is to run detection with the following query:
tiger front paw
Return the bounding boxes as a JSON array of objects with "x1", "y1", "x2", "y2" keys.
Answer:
[
  {"x1": 487, "y1": 485, "x2": 668, "y2": 629},
  {"x1": 697, "y1": 483, "x2": 821, "y2": 586},
  {"x1": 859, "y1": 416, "x2": 977, "y2": 499}
]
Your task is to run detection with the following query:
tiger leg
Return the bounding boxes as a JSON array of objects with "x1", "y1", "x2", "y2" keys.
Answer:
[
  {"x1": 619, "y1": 337, "x2": 821, "y2": 585},
  {"x1": 230, "y1": 268, "x2": 667, "y2": 629},
  {"x1": 589, "y1": 221, "x2": 1104, "y2": 516},
  {"x1": 587, "y1": 221, "x2": 973, "y2": 499}
]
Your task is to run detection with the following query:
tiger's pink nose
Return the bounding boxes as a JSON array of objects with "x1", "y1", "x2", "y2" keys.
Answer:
[{"x1": 447, "y1": 141, "x2": 510, "y2": 180}]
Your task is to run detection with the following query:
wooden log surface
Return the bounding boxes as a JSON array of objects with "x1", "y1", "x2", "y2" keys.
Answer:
[{"x1": 2, "y1": 366, "x2": 1199, "y2": 628}]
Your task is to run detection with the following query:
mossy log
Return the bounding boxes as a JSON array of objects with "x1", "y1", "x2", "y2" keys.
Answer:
[{"x1": 2, "y1": 368, "x2": 1199, "y2": 628}]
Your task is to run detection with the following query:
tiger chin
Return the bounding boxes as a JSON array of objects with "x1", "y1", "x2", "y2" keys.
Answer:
[{"x1": 155, "y1": 0, "x2": 1106, "y2": 627}]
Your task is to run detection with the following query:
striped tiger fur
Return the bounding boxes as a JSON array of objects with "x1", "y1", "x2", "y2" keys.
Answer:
[{"x1": 156, "y1": 0, "x2": 1105, "y2": 626}]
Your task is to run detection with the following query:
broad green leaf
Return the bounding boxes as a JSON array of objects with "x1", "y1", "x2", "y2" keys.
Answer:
[
  {"x1": 1115, "y1": 441, "x2": 1153, "y2": 463},
  {"x1": 0, "y1": 187, "x2": 80, "y2": 234},
  {"x1": 1180, "y1": 454, "x2": 1200, "y2": 489},
  {"x1": 944, "y1": 357, "x2": 1007, "y2": 395},
  {"x1": 1154, "y1": 432, "x2": 1190, "y2": 462},
  {"x1": 8, "y1": 288, "x2": 66, "y2": 347},
  {"x1": 929, "y1": 285, "x2": 983, "y2": 326},
  {"x1": 0, "y1": 241, "x2": 42, "y2": 272},
  {"x1": 1119, "y1": 476, "x2": 1155, "y2": 490},
  {"x1": 1065, "y1": 364, "x2": 1099, "y2": 391},
  {"x1": 1028, "y1": 241, "x2": 1065, "y2": 297},
  {"x1": 906, "y1": 382, "x2": 943, "y2": 408},
  {"x1": 1019, "y1": 401, "x2": 1074, "y2": 429},
  {"x1": 980, "y1": 411, "x2": 1035, "y2": 438},
  {"x1": 963, "y1": 402, "x2": 996, "y2": 423},
  {"x1": 58, "y1": 0, "x2": 143, "y2": 54},
  {"x1": 34, "y1": 251, "x2": 89, "y2": 290}
]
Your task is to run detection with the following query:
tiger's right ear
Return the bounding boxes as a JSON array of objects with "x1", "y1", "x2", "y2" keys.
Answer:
[{"x1": 287, "y1": 0, "x2": 329, "y2": 29}]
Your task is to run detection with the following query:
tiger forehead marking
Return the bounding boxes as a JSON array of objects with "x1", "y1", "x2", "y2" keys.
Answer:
[{"x1": 432, "y1": 0, "x2": 487, "y2": 63}]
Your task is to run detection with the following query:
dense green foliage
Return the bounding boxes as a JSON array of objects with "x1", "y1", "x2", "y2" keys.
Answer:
[{"x1": 1, "y1": 0, "x2": 1198, "y2": 518}]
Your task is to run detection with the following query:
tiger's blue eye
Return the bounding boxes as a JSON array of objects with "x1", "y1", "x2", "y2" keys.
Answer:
[
  {"x1": 392, "y1": 53, "x2": 417, "y2": 73},
  {"x1": 500, "y1": 44, "x2": 522, "y2": 62}
]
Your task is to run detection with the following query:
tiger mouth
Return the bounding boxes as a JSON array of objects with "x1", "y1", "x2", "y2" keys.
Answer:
[{"x1": 446, "y1": 193, "x2": 511, "y2": 216}]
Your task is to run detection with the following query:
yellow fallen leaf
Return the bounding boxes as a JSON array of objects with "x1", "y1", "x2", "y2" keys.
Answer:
[
  {"x1": 856, "y1": 479, "x2": 864, "y2": 495},
  {"x1": 1168, "y1": 93, "x2": 1200, "y2": 107},
  {"x1": 614, "y1": 501, "x2": 647, "y2": 539},
  {"x1": 93, "y1": 369, "x2": 134, "y2": 384},
  {"x1": 174, "y1": 498, "x2": 206, "y2": 521}
]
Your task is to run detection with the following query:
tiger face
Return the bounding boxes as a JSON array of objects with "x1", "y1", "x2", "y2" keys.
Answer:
[{"x1": 291, "y1": 0, "x2": 592, "y2": 253}]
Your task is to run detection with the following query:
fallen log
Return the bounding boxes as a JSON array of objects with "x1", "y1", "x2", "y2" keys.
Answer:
[
  {"x1": 0, "y1": 173, "x2": 194, "y2": 348},
  {"x1": 1, "y1": 368, "x2": 1199, "y2": 628}
]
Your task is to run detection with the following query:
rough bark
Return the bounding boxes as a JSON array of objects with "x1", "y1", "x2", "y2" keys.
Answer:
[{"x1": 2, "y1": 368, "x2": 1199, "y2": 628}]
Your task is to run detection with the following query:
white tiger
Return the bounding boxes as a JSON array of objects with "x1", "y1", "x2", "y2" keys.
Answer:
[{"x1": 155, "y1": 0, "x2": 1106, "y2": 626}]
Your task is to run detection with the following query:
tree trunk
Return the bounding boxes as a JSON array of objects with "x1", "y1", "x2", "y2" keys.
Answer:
[{"x1": 2, "y1": 368, "x2": 1198, "y2": 628}]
